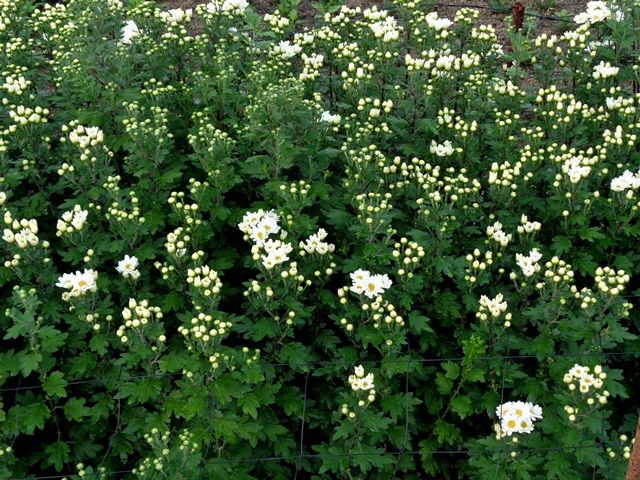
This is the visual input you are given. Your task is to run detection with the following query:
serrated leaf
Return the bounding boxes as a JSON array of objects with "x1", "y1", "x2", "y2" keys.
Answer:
[
  {"x1": 239, "y1": 393, "x2": 260, "y2": 418},
  {"x1": 43, "y1": 371, "x2": 67, "y2": 398},
  {"x1": 16, "y1": 350, "x2": 42, "y2": 376},
  {"x1": 64, "y1": 397, "x2": 91, "y2": 421},
  {"x1": 43, "y1": 441, "x2": 70, "y2": 471},
  {"x1": 450, "y1": 396, "x2": 472, "y2": 419}
]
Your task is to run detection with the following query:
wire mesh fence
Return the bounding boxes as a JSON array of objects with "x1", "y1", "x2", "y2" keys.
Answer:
[{"x1": 2, "y1": 348, "x2": 638, "y2": 479}]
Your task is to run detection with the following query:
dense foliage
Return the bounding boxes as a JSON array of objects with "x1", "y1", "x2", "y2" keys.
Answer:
[{"x1": 1, "y1": 0, "x2": 639, "y2": 478}]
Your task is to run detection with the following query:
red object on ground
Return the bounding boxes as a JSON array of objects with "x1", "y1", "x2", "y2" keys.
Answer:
[
  {"x1": 512, "y1": 2, "x2": 525, "y2": 31},
  {"x1": 626, "y1": 417, "x2": 640, "y2": 480}
]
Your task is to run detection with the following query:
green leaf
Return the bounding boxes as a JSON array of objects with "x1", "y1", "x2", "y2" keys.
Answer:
[
  {"x1": 442, "y1": 362, "x2": 460, "y2": 380},
  {"x1": 435, "y1": 372, "x2": 453, "y2": 395},
  {"x1": 64, "y1": 397, "x2": 91, "y2": 421},
  {"x1": 43, "y1": 441, "x2": 70, "y2": 471},
  {"x1": 15, "y1": 402, "x2": 50, "y2": 434},
  {"x1": 239, "y1": 393, "x2": 260, "y2": 418},
  {"x1": 118, "y1": 378, "x2": 162, "y2": 404},
  {"x1": 43, "y1": 371, "x2": 67, "y2": 398},
  {"x1": 450, "y1": 396, "x2": 472, "y2": 419},
  {"x1": 578, "y1": 227, "x2": 605, "y2": 243},
  {"x1": 16, "y1": 350, "x2": 42, "y2": 376},
  {"x1": 551, "y1": 236, "x2": 572, "y2": 255}
]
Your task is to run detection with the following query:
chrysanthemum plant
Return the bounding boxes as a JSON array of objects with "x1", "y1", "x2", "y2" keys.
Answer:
[{"x1": 0, "y1": 0, "x2": 639, "y2": 478}]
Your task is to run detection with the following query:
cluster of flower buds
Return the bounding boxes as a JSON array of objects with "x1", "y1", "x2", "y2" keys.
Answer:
[
  {"x1": 594, "y1": 266, "x2": 629, "y2": 296},
  {"x1": 56, "y1": 205, "x2": 88, "y2": 237},
  {"x1": 392, "y1": 237, "x2": 425, "y2": 277},
  {"x1": 178, "y1": 312, "x2": 232, "y2": 364},
  {"x1": 477, "y1": 293, "x2": 511, "y2": 327},
  {"x1": 465, "y1": 249, "x2": 494, "y2": 284},
  {"x1": 117, "y1": 299, "x2": 165, "y2": 346},
  {"x1": 187, "y1": 265, "x2": 222, "y2": 297},
  {"x1": 486, "y1": 221, "x2": 512, "y2": 248}
]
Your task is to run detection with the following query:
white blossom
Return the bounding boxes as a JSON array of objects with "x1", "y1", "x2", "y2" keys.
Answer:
[
  {"x1": 430, "y1": 140, "x2": 454, "y2": 157},
  {"x1": 349, "y1": 269, "x2": 393, "y2": 298},
  {"x1": 116, "y1": 255, "x2": 140, "y2": 280},
  {"x1": 120, "y1": 20, "x2": 140, "y2": 45},
  {"x1": 495, "y1": 401, "x2": 543, "y2": 437}
]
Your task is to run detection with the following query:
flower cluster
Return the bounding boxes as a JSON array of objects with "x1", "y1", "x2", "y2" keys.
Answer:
[
  {"x1": 1, "y1": 74, "x2": 31, "y2": 96},
  {"x1": 610, "y1": 170, "x2": 640, "y2": 194},
  {"x1": 320, "y1": 111, "x2": 341, "y2": 125},
  {"x1": 495, "y1": 401, "x2": 543, "y2": 437},
  {"x1": 238, "y1": 209, "x2": 282, "y2": 245},
  {"x1": 574, "y1": 1, "x2": 621, "y2": 24},
  {"x1": 120, "y1": 20, "x2": 140, "y2": 45},
  {"x1": 391, "y1": 237, "x2": 425, "y2": 278},
  {"x1": 517, "y1": 215, "x2": 541, "y2": 235},
  {"x1": 2, "y1": 216, "x2": 40, "y2": 249},
  {"x1": 477, "y1": 293, "x2": 511, "y2": 327},
  {"x1": 56, "y1": 205, "x2": 88, "y2": 237},
  {"x1": 465, "y1": 249, "x2": 494, "y2": 284},
  {"x1": 593, "y1": 61, "x2": 619, "y2": 80},
  {"x1": 178, "y1": 313, "x2": 232, "y2": 367},
  {"x1": 538, "y1": 256, "x2": 575, "y2": 290},
  {"x1": 430, "y1": 140, "x2": 454, "y2": 157},
  {"x1": 349, "y1": 269, "x2": 392, "y2": 299},
  {"x1": 186, "y1": 265, "x2": 222, "y2": 298},
  {"x1": 486, "y1": 221, "x2": 512, "y2": 248},
  {"x1": 348, "y1": 365, "x2": 375, "y2": 393},
  {"x1": 563, "y1": 364, "x2": 610, "y2": 421},
  {"x1": 56, "y1": 269, "x2": 98, "y2": 301},
  {"x1": 564, "y1": 364, "x2": 606, "y2": 394},
  {"x1": 515, "y1": 250, "x2": 542, "y2": 278},
  {"x1": 594, "y1": 266, "x2": 629, "y2": 296},
  {"x1": 259, "y1": 239, "x2": 294, "y2": 269},
  {"x1": 117, "y1": 298, "x2": 165, "y2": 346},
  {"x1": 299, "y1": 228, "x2": 335, "y2": 256}
]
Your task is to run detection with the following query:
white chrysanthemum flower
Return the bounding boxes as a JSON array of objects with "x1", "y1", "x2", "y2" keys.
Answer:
[
  {"x1": 515, "y1": 250, "x2": 542, "y2": 277},
  {"x1": 320, "y1": 111, "x2": 341, "y2": 125},
  {"x1": 593, "y1": 61, "x2": 619, "y2": 80},
  {"x1": 611, "y1": 170, "x2": 640, "y2": 192},
  {"x1": 160, "y1": 8, "x2": 192, "y2": 23},
  {"x1": 424, "y1": 12, "x2": 453, "y2": 31},
  {"x1": 349, "y1": 269, "x2": 392, "y2": 298},
  {"x1": 486, "y1": 221, "x2": 512, "y2": 247},
  {"x1": 261, "y1": 239, "x2": 293, "y2": 269},
  {"x1": 574, "y1": 1, "x2": 621, "y2": 24},
  {"x1": 239, "y1": 209, "x2": 281, "y2": 245},
  {"x1": 495, "y1": 401, "x2": 543, "y2": 437},
  {"x1": 370, "y1": 16, "x2": 400, "y2": 42},
  {"x1": 479, "y1": 293, "x2": 508, "y2": 317},
  {"x1": 348, "y1": 366, "x2": 375, "y2": 391},
  {"x1": 71, "y1": 209, "x2": 88, "y2": 230},
  {"x1": 116, "y1": 255, "x2": 140, "y2": 280},
  {"x1": 430, "y1": 140, "x2": 454, "y2": 157},
  {"x1": 56, "y1": 269, "x2": 98, "y2": 299},
  {"x1": 120, "y1": 20, "x2": 141, "y2": 45},
  {"x1": 274, "y1": 40, "x2": 302, "y2": 58},
  {"x1": 300, "y1": 228, "x2": 335, "y2": 255}
]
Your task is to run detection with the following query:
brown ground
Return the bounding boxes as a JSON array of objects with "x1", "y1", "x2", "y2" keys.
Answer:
[{"x1": 160, "y1": 0, "x2": 588, "y2": 39}]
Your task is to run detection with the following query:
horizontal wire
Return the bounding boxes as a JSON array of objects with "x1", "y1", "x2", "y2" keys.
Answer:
[
  {"x1": 1, "y1": 350, "x2": 638, "y2": 394},
  {"x1": 9, "y1": 443, "x2": 603, "y2": 479}
]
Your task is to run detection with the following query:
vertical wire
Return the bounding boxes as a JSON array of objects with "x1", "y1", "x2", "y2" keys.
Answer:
[
  {"x1": 494, "y1": 333, "x2": 511, "y2": 479},
  {"x1": 391, "y1": 343, "x2": 412, "y2": 479},
  {"x1": 293, "y1": 371, "x2": 310, "y2": 480}
]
